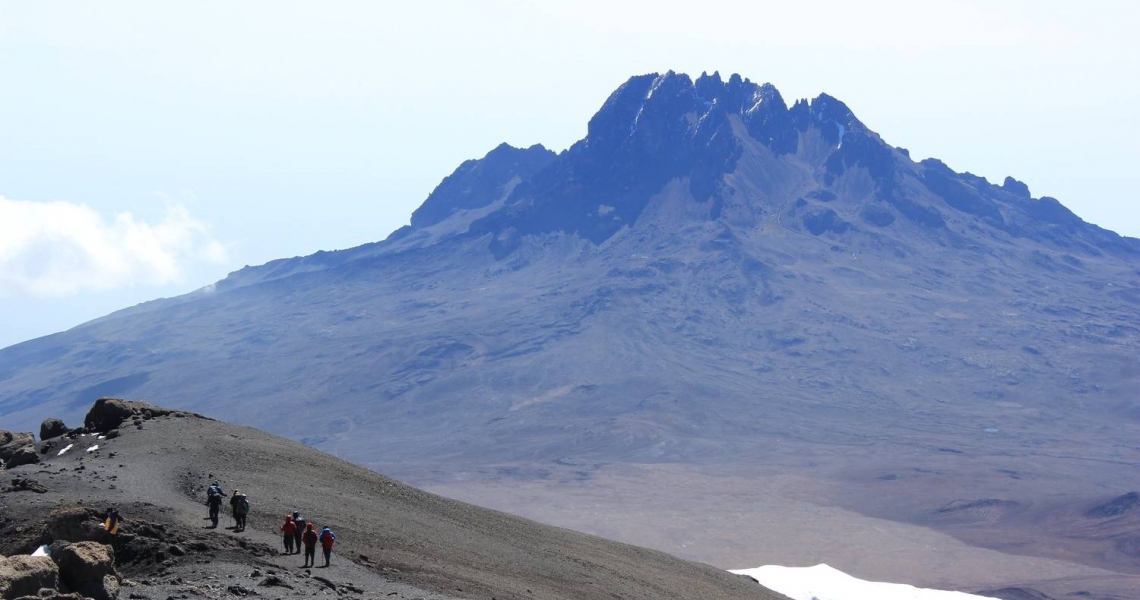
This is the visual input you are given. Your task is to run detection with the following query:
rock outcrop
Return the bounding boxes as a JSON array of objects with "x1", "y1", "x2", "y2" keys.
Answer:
[
  {"x1": 5, "y1": 477, "x2": 47, "y2": 494},
  {"x1": 43, "y1": 508, "x2": 110, "y2": 545},
  {"x1": 0, "y1": 555, "x2": 58, "y2": 600},
  {"x1": 83, "y1": 399, "x2": 174, "y2": 433},
  {"x1": 38, "y1": 419, "x2": 67, "y2": 441},
  {"x1": 0, "y1": 432, "x2": 38, "y2": 470},
  {"x1": 52, "y1": 542, "x2": 119, "y2": 600}
]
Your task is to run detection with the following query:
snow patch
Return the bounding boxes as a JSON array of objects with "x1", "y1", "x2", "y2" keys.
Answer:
[
  {"x1": 631, "y1": 74, "x2": 668, "y2": 135},
  {"x1": 86, "y1": 444, "x2": 99, "y2": 453},
  {"x1": 645, "y1": 74, "x2": 667, "y2": 101},
  {"x1": 745, "y1": 90, "x2": 765, "y2": 115},
  {"x1": 731, "y1": 564, "x2": 997, "y2": 600},
  {"x1": 31, "y1": 545, "x2": 50, "y2": 557},
  {"x1": 57, "y1": 444, "x2": 74, "y2": 456},
  {"x1": 693, "y1": 99, "x2": 719, "y2": 132}
]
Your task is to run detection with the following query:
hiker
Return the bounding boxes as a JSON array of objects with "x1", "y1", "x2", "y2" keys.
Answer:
[
  {"x1": 104, "y1": 508, "x2": 122, "y2": 555},
  {"x1": 280, "y1": 514, "x2": 297, "y2": 554},
  {"x1": 318, "y1": 526, "x2": 337, "y2": 567},
  {"x1": 207, "y1": 479, "x2": 225, "y2": 505},
  {"x1": 302, "y1": 523, "x2": 318, "y2": 567},
  {"x1": 231, "y1": 490, "x2": 249, "y2": 532},
  {"x1": 206, "y1": 482, "x2": 226, "y2": 528},
  {"x1": 291, "y1": 511, "x2": 306, "y2": 554}
]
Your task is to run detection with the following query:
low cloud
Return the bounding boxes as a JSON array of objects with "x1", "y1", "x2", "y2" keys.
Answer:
[{"x1": 0, "y1": 195, "x2": 228, "y2": 297}]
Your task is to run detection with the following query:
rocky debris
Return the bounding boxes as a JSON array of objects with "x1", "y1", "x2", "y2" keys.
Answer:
[
  {"x1": 42, "y1": 508, "x2": 110, "y2": 545},
  {"x1": 0, "y1": 555, "x2": 59, "y2": 600},
  {"x1": 256, "y1": 576, "x2": 292, "y2": 590},
  {"x1": 311, "y1": 576, "x2": 336, "y2": 591},
  {"x1": 0, "y1": 433, "x2": 38, "y2": 470},
  {"x1": 53, "y1": 542, "x2": 120, "y2": 600},
  {"x1": 5, "y1": 478, "x2": 47, "y2": 494},
  {"x1": 12, "y1": 593, "x2": 85, "y2": 600},
  {"x1": 38, "y1": 420, "x2": 67, "y2": 442}
]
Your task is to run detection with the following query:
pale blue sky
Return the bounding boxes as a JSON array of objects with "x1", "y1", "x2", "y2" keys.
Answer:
[{"x1": 1, "y1": 1, "x2": 1138, "y2": 348}]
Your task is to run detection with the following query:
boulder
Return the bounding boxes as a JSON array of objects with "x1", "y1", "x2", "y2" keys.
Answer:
[
  {"x1": 84, "y1": 399, "x2": 173, "y2": 433},
  {"x1": 3, "y1": 446, "x2": 39, "y2": 469},
  {"x1": 0, "y1": 432, "x2": 38, "y2": 470},
  {"x1": 0, "y1": 432, "x2": 35, "y2": 461},
  {"x1": 43, "y1": 508, "x2": 109, "y2": 545},
  {"x1": 52, "y1": 542, "x2": 119, "y2": 600},
  {"x1": 39, "y1": 419, "x2": 68, "y2": 441},
  {"x1": 0, "y1": 555, "x2": 59, "y2": 600}
]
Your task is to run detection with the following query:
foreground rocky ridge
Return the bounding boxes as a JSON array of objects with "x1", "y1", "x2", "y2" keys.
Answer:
[{"x1": 1, "y1": 399, "x2": 785, "y2": 600}]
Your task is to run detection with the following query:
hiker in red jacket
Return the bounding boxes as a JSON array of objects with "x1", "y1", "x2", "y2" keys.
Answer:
[
  {"x1": 280, "y1": 514, "x2": 297, "y2": 554},
  {"x1": 302, "y1": 523, "x2": 318, "y2": 567},
  {"x1": 318, "y1": 526, "x2": 337, "y2": 567}
]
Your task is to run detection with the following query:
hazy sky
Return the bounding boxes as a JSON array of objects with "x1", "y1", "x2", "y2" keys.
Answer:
[{"x1": 1, "y1": 1, "x2": 1138, "y2": 349}]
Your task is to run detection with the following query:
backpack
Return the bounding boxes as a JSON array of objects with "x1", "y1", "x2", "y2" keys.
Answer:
[{"x1": 239, "y1": 497, "x2": 250, "y2": 515}]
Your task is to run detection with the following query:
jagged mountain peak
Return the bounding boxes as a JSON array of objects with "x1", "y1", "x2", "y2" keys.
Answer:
[{"x1": 206, "y1": 71, "x2": 1139, "y2": 294}]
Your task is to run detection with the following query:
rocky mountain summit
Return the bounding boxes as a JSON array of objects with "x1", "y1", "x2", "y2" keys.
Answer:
[{"x1": 1, "y1": 71, "x2": 1139, "y2": 597}]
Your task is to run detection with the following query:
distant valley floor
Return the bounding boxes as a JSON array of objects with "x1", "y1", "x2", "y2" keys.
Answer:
[{"x1": 405, "y1": 461, "x2": 1140, "y2": 600}]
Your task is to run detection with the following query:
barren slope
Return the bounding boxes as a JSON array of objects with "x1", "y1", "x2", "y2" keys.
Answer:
[{"x1": 1, "y1": 402, "x2": 785, "y2": 600}]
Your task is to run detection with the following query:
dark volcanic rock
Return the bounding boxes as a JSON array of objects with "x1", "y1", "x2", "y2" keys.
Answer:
[
  {"x1": 257, "y1": 576, "x2": 293, "y2": 589},
  {"x1": 6, "y1": 477, "x2": 47, "y2": 494},
  {"x1": 0, "y1": 555, "x2": 59, "y2": 600},
  {"x1": 0, "y1": 431, "x2": 38, "y2": 470},
  {"x1": 39, "y1": 419, "x2": 67, "y2": 441},
  {"x1": 52, "y1": 542, "x2": 119, "y2": 600},
  {"x1": 2, "y1": 446, "x2": 39, "y2": 470},
  {"x1": 0, "y1": 432, "x2": 36, "y2": 468},
  {"x1": 84, "y1": 399, "x2": 173, "y2": 433},
  {"x1": 83, "y1": 399, "x2": 136, "y2": 432},
  {"x1": 43, "y1": 508, "x2": 110, "y2": 545}
]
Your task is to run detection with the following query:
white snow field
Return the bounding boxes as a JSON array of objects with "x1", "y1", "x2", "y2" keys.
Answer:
[{"x1": 731, "y1": 564, "x2": 997, "y2": 600}]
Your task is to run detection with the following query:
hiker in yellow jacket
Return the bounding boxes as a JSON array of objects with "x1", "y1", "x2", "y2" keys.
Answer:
[{"x1": 104, "y1": 507, "x2": 123, "y2": 557}]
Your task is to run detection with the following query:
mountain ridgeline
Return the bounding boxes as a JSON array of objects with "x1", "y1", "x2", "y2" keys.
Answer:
[
  {"x1": 402, "y1": 70, "x2": 1135, "y2": 254},
  {"x1": 1, "y1": 71, "x2": 1139, "y2": 523}
]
